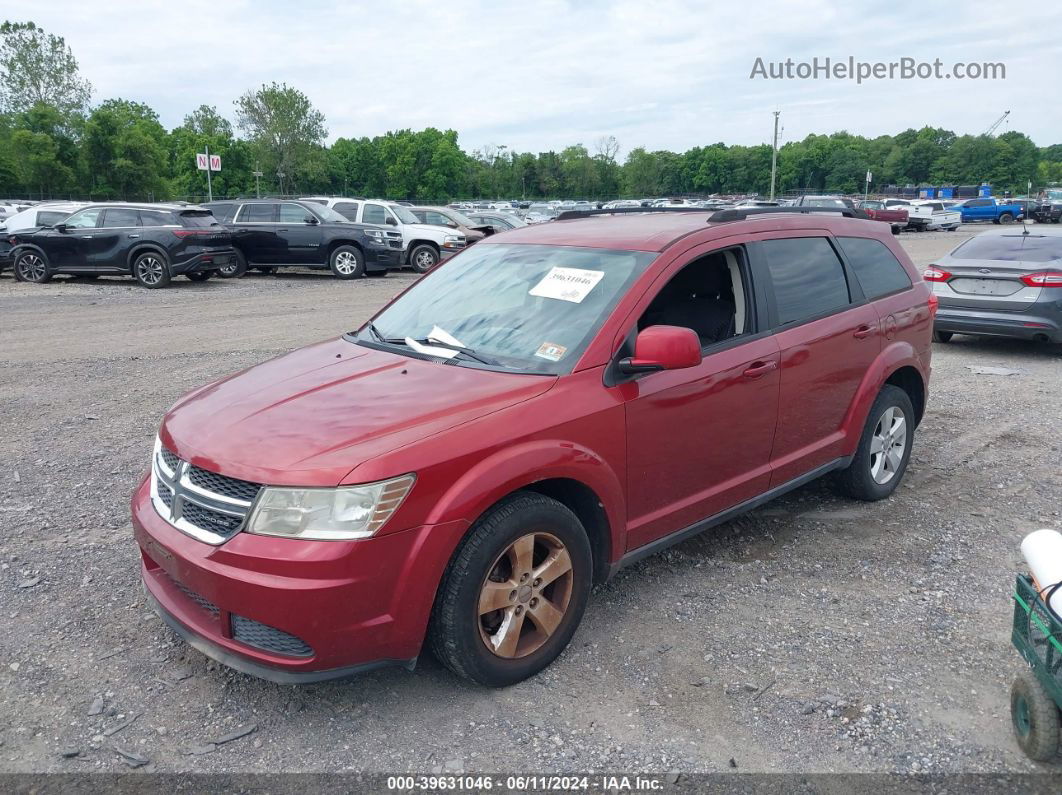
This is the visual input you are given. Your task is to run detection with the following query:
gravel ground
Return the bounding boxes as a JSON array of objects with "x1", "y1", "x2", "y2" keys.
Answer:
[{"x1": 1, "y1": 227, "x2": 1060, "y2": 775}]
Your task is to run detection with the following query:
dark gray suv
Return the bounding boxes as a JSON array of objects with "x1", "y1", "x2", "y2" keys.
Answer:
[{"x1": 926, "y1": 227, "x2": 1062, "y2": 345}]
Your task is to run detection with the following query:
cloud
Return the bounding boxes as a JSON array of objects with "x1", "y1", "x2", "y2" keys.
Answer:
[{"x1": 14, "y1": 1, "x2": 1061, "y2": 156}]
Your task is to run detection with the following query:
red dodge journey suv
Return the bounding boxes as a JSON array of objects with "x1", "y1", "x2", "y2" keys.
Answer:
[{"x1": 132, "y1": 207, "x2": 933, "y2": 687}]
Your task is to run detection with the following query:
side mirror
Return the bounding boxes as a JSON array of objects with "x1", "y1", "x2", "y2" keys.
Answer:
[
  {"x1": 619, "y1": 325, "x2": 702, "y2": 375},
  {"x1": 54, "y1": 223, "x2": 68, "y2": 233},
  {"x1": 385, "y1": 216, "x2": 398, "y2": 225},
  {"x1": 305, "y1": 216, "x2": 319, "y2": 225}
]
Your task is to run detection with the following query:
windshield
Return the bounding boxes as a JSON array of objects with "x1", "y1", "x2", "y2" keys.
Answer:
[
  {"x1": 804, "y1": 198, "x2": 847, "y2": 207},
  {"x1": 528, "y1": 205, "x2": 556, "y2": 215},
  {"x1": 391, "y1": 205, "x2": 420, "y2": 224},
  {"x1": 447, "y1": 209, "x2": 477, "y2": 226},
  {"x1": 1047, "y1": 190, "x2": 1062, "y2": 201},
  {"x1": 952, "y1": 234, "x2": 1062, "y2": 263},
  {"x1": 309, "y1": 204, "x2": 352, "y2": 224},
  {"x1": 359, "y1": 244, "x2": 655, "y2": 374}
]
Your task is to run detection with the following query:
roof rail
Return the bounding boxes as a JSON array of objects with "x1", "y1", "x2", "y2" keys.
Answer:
[
  {"x1": 707, "y1": 207, "x2": 870, "y2": 222},
  {"x1": 556, "y1": 207, "x2": 712, "y2": 220}
]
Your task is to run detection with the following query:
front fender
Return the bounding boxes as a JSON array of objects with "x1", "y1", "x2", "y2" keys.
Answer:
[
  {"x1": 423, "y1": 439, "x2": 626, "y2": 564},
  {"x1": 839, "y1": 340, "x2": 925, "y2": 456}
]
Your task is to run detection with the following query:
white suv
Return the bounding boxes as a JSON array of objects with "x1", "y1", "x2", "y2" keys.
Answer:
[{"x1": 301, "y1": 197, "x2": 466, "y2": 272}]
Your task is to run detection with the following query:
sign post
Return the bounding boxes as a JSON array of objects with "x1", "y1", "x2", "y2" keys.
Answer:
[
  {"x1": 195, "y1": 146, "x2": 222, "y2": 201},
  {"x1": 252, "y1": 168, "x2": 264, "y2": 198},
  {"x1": 864, "y1": 170, "x2": 872, "y2": 204}
]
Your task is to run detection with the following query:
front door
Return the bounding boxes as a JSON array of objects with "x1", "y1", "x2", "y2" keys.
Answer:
[
  {"x1": 622, "y1": 245, "x2": 781, "y2": 550},
  {"x1": 41, "y1": 207, "x2": 103, "y2": 268},
  {"x1": 278, "y1": 203, "x2": 323, "y2": 263}
]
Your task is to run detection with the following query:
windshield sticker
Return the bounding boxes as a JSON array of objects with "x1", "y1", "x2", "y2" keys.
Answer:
[
  {"x1": 529, "y1": 267, "x2": 605, "y2": 304},
  {"x1": 534, "y1": 342, "x2": 567, "y2": 362}
]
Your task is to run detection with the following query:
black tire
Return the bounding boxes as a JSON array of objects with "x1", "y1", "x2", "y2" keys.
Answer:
[
  {"x1": 186, "y1": 271, "x2": 212, "y2": 282},
  {"x1": 835, "y1": 384, "x2": 915, "y2": 502},
  {"x1": 428, "y1": 492, "x2": 593, "y2": 687},
  {"x1": 219, "y1": 249, "x2": 247, "y2": 278},
  {"x1": 14, "y1": 251, "x2": 51, "y2": 283},
  {"x1": 999, "y1": 212, "x2": 1014, "y2": 224},
  {"x1": 932, "y1": 330, "x2": 953, "y2": 343},
  {"x1": 254, "y1": 266, "x2": 276, "y2": 274},
  {"x1": 890, "y1": 226, "x2": 900, "y2": 235},
  {"x1": 1011, "y1": 670, "x2": 1060, "y2": 762},
  {"x1": 132, "y1": 251, "x2": 171, "y2": 289},
  {"x1": 408, "y1": 243, "x2": 439, "y2": 273},
  {"x1": 329, "y1": 245, "x2": 364, "y2": 279}
]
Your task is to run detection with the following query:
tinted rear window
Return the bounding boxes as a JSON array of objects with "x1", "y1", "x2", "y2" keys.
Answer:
[
  {"x1": 762, "y1": 237, "x2": 851, "y2": 325},
  {"x1": 951, "y1": 235, "x2": 1062, "y2": 263},
  {"x1": 239, "y1": 204, "x2": 276, "y2": 223},
  {"x1": 179, "y1": 211, "x2": 221, "y2": 228},
  {"x1": 837, "y1": 237, "x2": 912, "y2": 299},
  {"x1": 140, "y1": 210, "x2": 175, "y2": 226},
  {"x1": 102, "y1": 208, "x2": 141, "y2": 227},
  {"x1": 204, "y1": 204, "x2": 236, "y2": 223}
]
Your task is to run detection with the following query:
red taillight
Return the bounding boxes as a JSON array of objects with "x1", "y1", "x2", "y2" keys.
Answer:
[
  {"x1": 923, "y1": 266, "x2": 951, "y2": 282},
  {"x1": 172, "y1": 229, "x2": 216, "y2": 238},
  {"x1": 927, "y1": 294, "x2": 939, "y2": 316},
  {"x1": 1019, "y1": 270, "x2": 1062, "y2": 288}
]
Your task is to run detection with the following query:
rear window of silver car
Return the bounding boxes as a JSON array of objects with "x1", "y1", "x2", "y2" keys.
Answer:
[{"x1": 951, "y1": 234, "x2": 1062, "y2": 263}]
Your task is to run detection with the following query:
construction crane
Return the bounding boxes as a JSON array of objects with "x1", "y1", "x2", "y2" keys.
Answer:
[{"x1": 983, "y1": 110, "x2": 1010, "y2": 136}]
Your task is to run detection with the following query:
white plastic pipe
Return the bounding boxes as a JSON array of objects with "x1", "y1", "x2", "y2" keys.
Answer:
[{"x1": 1021, "y1": 528, "x2": 1062, "y2": 617}]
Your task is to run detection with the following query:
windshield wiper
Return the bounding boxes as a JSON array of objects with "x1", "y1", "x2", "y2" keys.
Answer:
[
  {"x1": 363, "y1": 323, "x2": 500, "y2": 366},
  {"x1": 363, "y1": 322, "x2": 405, "y2": 345}
]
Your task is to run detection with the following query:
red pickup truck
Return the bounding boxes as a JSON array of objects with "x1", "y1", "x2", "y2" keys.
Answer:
[{"x1": 858, "y1": 200, "x2": 908, "y2": 234}]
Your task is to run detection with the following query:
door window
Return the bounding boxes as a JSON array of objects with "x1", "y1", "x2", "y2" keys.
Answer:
[
  {"x1": 761, "y1": 237, "x2": 851, "y2": 326},
  {"x1": 139, "y1": 210, "x2": 175, "y2": 227},
  {"x1": 333, "y1": 202, "x2": 360, "y2": 221},
  {"x1": 362, "y1": 203, "x2": 388, "y2": 225},
  {"x1": 237, "y1": 204, "x2": 276, "y2": 223},
  {"x1": 638, "y1": 248, "x2": 750, "y2": 346},
  {"x1": 63, "y1": 208, "x2": 103, "y2": 229},
  {"x1": 279, "y1": 203, "x2": 312, "y2": 223},
  {"x1": 101, "y1": 208, "x2": 141, "y2": 228},
  {"x1": 837, "y1": 237, "x2": 912, "y2": 299}
]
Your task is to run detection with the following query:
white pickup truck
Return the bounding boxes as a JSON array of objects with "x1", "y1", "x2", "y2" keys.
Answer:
[{"x1": 885, "y1": 199, "x2": 962, "y2": 232}]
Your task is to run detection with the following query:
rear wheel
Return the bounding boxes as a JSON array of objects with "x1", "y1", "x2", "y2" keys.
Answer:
[
  {"x1": 428, "y1": 492, "x2": 592, "y2": 687},
  {"x1": 932, "y1": 330, "x2": 953, "y2": 343},
  {"x1": 999, "y1": 212, "x2": 1014, "y2": 224},
  {"x1": 219, "y1": 249, "x2": 247, "y2": 278},
  {"x1": 329, "y1": 245, "x2": 364, "y2": 279},
  {"x1": 1011, "y1": 670, "x2": 1060, "y2": 761},
  {"x1": 409, "y1": 243, "x2": 439, "y2": 273},
  {"x1": 835, "y1": 385, "x2": 915, "y2": 501},
  {"x1": 14, "y1": 251, "x2": 51, "y2": 283},
  {"x1": 254, "y1": 266, "x2": 276, "y2": 274},
  {"x1": 133, "y1": 252, "x2": 171, "y2": 289}
]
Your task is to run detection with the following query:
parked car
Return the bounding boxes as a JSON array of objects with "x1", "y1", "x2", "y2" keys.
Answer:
[
  {"x1": 133, "y1": 207, "x2": 932, "y2": 687},
  {"x1": 908, "y1": 201, "x2": 962, "y2": 231},
  {"x1": 857, "y1": 200, "x2": 908, "y2": 234},
  {"x1": 1, "y1": 202, "x2": 85, "y2": 274},
  {"x1": 9, "y1": 203, "x2": 235, "y2": 288},
  {"x1": 407, "y1": 206, "x2": 491, "y2": 245},
  {"x1": 203, "y1": 199, "x2": 403, "y2": 279},
  {"x1": 950, "y1": 197, "x2": 1023, "y2": 224},
  {"x1": 925, "y1": 226, "x2": 1062, "y2": 345},
  {"x1": 524, "y1": 204, "x2": 559, "y2": 224},
  {"x1": 465, "y1": 212, "x2": 528, "y2": 234},
  {"x1": 794, "y1": 195, "x2": 850, "y2": 209},
  {"x1": 1033, "y1": 189, "x2": 1062, "y2": 224},
  {"x1": 299, "y1": 198, "x2": 466, "y2": 273}
]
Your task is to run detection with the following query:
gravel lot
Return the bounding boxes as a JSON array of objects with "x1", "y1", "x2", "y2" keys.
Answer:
[{"x1": 1, "y1": 227, "x2": 1060, "y2": 776}]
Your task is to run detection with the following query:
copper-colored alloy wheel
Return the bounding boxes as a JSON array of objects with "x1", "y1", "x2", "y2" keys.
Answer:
[{"x1": 477, "y1": 532, "x2": 574, "y2": 659}]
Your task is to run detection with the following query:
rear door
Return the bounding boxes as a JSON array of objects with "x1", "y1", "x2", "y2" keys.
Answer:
[
  {"x1": 91, "y1": 207, "x2": 142, "y2": 270},
  {"x1": 753, "y1": 233, "x2": 881, "y2": 487},
  {"x1": 233, "y1": 203, "x2": 280, "y2": 263}
]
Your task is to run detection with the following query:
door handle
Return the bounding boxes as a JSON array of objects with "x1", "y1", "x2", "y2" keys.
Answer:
[
  {"x1": 81, "y1": 235, "x2": 93, "y2": 239},
  {"x1": 277, "y1": 228, "x2": 289, "y2": 232},
  {"x1": 742, "y1": 360, "x2": 778, "y2": 379},
  {"x1": 853, "y1": 324, "x2": 875, "y2": 339},
  {"x1": 127, "y1": 234, "x2": 140, "y2": 239}
]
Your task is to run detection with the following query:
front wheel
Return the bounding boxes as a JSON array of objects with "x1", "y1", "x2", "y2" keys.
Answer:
[
  {"x1": 329, "y1": 245, "x2": 364, "y2": 279},
  {"x1": 14, "y1": 251, "x2": 51, "y2": 283},
  {"x1": 408, "y1": 243, "x2": 439, "y2": 273},
  {"x1": 835, "y1": 385, "x2": 915, "y2": 501},
  {"x1": 1011, "y1": 670, "x2": 1060, "y2": 761},
  {"x1": 932, "y1": 330, "x2": 953, "y2": 343},
  {"x1": 428, "y1": 492, "x2": 593, "y2": 687}
]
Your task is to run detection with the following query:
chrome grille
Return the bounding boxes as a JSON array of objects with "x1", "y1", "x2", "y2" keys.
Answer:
[{"x1": 151, "y1": 442, "x2": 260, "y2": 545}]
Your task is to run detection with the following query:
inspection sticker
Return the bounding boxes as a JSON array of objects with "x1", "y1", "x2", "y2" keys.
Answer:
[
  {"x1": 534, "y1": 342, "x2": 568, "y2": 362},
  {"x1": 529, "y1": 267, "x2": 605, "y2": 304}
]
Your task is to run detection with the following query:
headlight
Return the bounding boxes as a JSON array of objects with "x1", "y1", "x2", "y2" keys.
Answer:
[
  {"x1": 245, "y1": 474, "x2": 415, "y2": 541},
  {"x1": 442, "y1": 235, "x2": 463, "y2": 248},
  {"x1": 364, "y1": 229, "x2": 387, "y2": 242}
]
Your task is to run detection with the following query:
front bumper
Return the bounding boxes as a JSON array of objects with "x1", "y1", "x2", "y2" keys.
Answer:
[
  {"x1": 171, "y1": 248, "x2": 237, "y2": 275},
  {"x1": 935, "y1": 306, "x2": 1062, "y2": 342},
  {"x1": 365, "y1": 245, "x2": 403, "y2": 271},
  {"x1": 131, "y1": 476, "x2": 468, "y2": 681}
]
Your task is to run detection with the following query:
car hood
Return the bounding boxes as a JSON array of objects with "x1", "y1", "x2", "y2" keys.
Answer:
[
  {"x1": 160, "y1": 337, "x2": 555, "y2": 487},
  {"x1": 403, "y1": 222, "x2": 462, "y2": 239}
]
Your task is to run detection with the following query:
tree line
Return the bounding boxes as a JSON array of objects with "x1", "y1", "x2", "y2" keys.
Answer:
[{"x1": 1, "y1": 20, "x2": 1060, "y2": 204}]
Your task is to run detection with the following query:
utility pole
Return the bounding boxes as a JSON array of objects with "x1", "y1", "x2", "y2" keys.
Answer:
[
  {"x1": 769, "y1": 111, "x2": 780, "y2": 201},
  {"x1": 204, "y1": 144, "x2": 213, "y2": 202},
  {"x1": 253, "y1": 165, "x2": 263, "y2": 198}
]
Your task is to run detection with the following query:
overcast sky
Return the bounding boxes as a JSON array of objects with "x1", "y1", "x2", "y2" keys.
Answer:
[{"x1": 17, "y1": 1, "x2": 1062, "y2": 155}]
